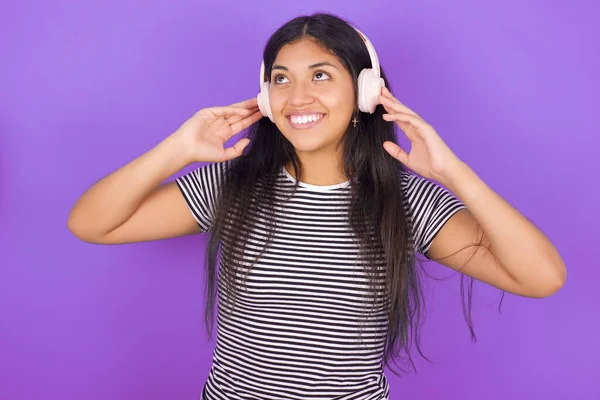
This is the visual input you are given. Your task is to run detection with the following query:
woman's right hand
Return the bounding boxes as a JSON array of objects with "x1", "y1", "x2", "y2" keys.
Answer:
[
  {"x1": 172, "y1": 97, "x2": 263, "y2": 164},
  {"x1": 68, "y1": 97, "x2": 263, "y2": 245}
]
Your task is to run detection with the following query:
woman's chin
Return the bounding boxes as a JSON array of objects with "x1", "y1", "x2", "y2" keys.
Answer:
[
  {"x1": 278, "y1": 123, "x2": 346, "y2": 154},
  {"x1": 288, "y1": 138, "x2": 339, "y2": 155}
]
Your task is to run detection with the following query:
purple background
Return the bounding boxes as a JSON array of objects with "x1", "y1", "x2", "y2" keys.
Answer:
[{"x1": 1, "y1": 0, "x2": 598, "y2": 399}]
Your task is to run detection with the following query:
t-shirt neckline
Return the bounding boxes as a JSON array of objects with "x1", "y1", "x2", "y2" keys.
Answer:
[{"x1": 282, "y1": 166, "x2": 351, "y2": 191}]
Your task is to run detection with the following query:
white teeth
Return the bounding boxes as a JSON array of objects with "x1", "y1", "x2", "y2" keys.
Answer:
[{"x1": 290, "y1": 114, "x2": 323, "y2": 124}]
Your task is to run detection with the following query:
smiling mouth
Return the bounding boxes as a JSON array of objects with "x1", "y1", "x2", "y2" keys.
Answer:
[{"x1": 287, "y1": 114, "x2": 326, "y2": 130}]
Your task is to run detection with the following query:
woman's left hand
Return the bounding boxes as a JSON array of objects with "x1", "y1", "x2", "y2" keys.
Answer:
[{"x1": 379, "y1": 87, "x2": 463, "y2": 183}]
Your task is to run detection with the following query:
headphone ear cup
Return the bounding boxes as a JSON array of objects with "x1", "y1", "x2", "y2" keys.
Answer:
[
  {"x1": 257, "y1": 82, "x2": 274, "y2": 122},
  {"x1": 357, "y1": 68, "x2": 385, "y2": 113},
  {"x1": 257, "y1": 61, "x2": 274, "y2": 122}
]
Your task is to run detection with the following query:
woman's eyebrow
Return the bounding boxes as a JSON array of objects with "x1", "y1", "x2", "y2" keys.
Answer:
[{"x1": 271, "y1": 61, "x2": 339, "y2": 71}]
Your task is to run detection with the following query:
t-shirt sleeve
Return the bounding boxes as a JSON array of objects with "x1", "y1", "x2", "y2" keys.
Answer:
[
  {"x1": 175, "y1": 160, "x2": 231, "y2": 233},
  {"x1": 401, "y1": 171, "x2": 467, "y2": 258}
]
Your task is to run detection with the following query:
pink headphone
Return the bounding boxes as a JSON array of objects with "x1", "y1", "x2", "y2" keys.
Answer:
[{"x1": 256, "y1": 26, "x2": 385, "y2": 122}]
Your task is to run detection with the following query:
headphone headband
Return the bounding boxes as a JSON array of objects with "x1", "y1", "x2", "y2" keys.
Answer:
[{"x1": 352, "y1": 27, "x2": 381, "y2": 78}]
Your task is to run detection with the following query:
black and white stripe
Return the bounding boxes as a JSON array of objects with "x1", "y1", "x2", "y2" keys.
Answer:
[{"x1": 176, "y1": 161, "x2": 466, "y2": 400}]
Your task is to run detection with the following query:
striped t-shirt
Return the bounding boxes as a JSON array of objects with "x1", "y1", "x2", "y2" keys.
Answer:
[{"x1": 176, "y1": 161, "x2": 466, "y2": 400}]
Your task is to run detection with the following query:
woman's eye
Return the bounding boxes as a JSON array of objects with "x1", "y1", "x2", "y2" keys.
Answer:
[
  {"x1": 314, "y1": 71, "x2": 330, "y2": 81},
  {"x1": 271, "y1": 71, "x2": 330, "y2": 84},
  {"x1": 273, "y1": 74, "x2": 288, "y2": 84}
]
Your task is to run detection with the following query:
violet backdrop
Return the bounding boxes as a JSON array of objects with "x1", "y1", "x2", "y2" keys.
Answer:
[{"x1": 1, "y1": 0, "x2": 598, "y2": 399}]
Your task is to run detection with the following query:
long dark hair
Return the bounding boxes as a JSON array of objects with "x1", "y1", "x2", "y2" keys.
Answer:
[{"x1": 201, "y1": 12, "x2": 485, "y2": 376}]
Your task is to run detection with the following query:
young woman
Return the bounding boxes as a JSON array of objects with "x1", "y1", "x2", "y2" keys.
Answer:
[{"x1": 68, "y1": 12, "x2": 566, "y2": 400}]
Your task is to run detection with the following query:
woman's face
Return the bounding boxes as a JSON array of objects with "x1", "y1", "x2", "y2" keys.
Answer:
[{"x1": 268, "y1": 38, "x2": 355, "y2": 157}]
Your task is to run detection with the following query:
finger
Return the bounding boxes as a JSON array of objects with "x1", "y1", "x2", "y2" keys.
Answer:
[
  {"x1": 229, "y1": 110, "x2": 263, "y2": 134},
  {"x1": 382, "y1": 86, "x2": 404, "y2": 103},
  {"x1": 229, "y1": 97, "x2": 259, "y2": 110},
  {"x1": 383, "y1": 141, "x2": 409, "y2": 165},
  {"x1": 382, "y1": 113, "x2": 425, "y2": 141},
  {"x1": 221, "y1": 138, "x2": 251, "y2": 162},
  {"x1": 208, "y1": 106, "x2": 254, "y2": 118},
  {"x1": 382, "y1": 112, "x2": 427, "y2": 127},
  {"x1": 379, "y1": 95, "x2": 421, "y2": 120},
  {"x1": 225, "y1": 108, "x2": 258, "y2": 126},
  {"x1": 380, "y1": 88, "x2": 422, "y2": 117},
  {"x1": 224, "y1": 106, "x2": 259, "y2": 122}
]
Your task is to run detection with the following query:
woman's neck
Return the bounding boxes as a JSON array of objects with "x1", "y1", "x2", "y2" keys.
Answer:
[{"x1": 285, "y1": 154, "x2": 348, "y2": 187}]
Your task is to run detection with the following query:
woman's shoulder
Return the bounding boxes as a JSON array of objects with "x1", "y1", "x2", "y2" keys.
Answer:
[{"x1": 399, "y1": 169, "x2": 463, "y2": 209}]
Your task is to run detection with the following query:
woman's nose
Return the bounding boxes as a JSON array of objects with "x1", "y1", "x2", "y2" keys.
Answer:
[{"x1": 288, "y1": 82, "x2": 315, "y2": 107}]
